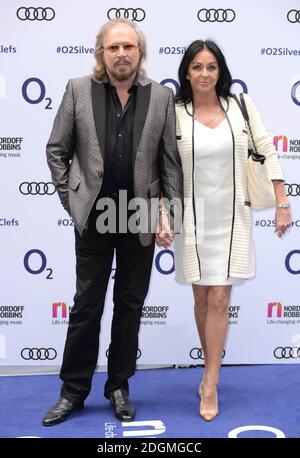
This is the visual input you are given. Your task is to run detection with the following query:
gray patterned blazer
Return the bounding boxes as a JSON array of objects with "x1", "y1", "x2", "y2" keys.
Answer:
[{"x1": 46, "y1": 74, "x2": 183, "y2": 246}]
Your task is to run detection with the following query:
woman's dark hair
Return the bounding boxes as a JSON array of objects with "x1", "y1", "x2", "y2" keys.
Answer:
[{"x1": 176, "y1": 40, "x2": 232, "y2": 104}]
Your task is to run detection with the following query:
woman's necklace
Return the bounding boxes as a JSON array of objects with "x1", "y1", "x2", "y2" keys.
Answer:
[{"x1": 194, "y1": 103, "x2": 223, "y2": 128}]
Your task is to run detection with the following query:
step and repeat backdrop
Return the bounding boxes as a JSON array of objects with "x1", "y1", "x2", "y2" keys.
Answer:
[{"x1": 1, "y1": 0, "x2": 300, "y2": 371}]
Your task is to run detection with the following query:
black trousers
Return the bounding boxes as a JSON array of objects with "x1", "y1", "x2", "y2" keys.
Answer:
[{"x1": 60, "y1": 205, "x2": 155, "y2": 402}]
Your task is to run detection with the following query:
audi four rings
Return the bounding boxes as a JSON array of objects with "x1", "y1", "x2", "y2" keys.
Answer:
[
  {"x1": 15, "y1": 7, "x2": 298, "y2": 23},
  {"x1": 21, "y1": 347, "x2": 57, "y2": 360},
  {"x1": 197, "y1": 8, "x2": 236, "y2": 22},
  {"x1": 190, "y1": 348, "x2": 225, "y2": 360},
  {"x1": 287, "y1": 10, "x2": 300, "y2": 23},
  {"x1": 16, "y1": 7, "x2": 55, "y2": 21},
  {"x1": 106, "y1": 348, "x2": 142, "y2": 359},
  {"x1": 285, "y1": 184, "x2": 300, "y2": 196},
  {"x1": 19, "y1": 182, "x2": 56, "y2": 195},
  {"x1": 273, "y1": 347, "x2": 300, "y2": 359},
  {"x1": 107, "y1": 8, "x2": 145, "y2": 21}
]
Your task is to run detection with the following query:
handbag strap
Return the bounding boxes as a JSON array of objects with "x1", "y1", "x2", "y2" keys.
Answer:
[
  {"x1": 239, "y1": 92, "x2": 250, "y2": 122},
  {"x1": 232, "y1": 93, "x2": 266, "y2": 165},
  {"x1": 232, "y1": 93, "x2": 248, "y2": 122}
]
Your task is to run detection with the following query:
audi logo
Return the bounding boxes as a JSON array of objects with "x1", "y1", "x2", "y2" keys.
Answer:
[
  {"x1": 285, "y1": 183, "x2": 300, "y2": 197},
  {"x1": 273, "y1": 346, "x2": 300, "y2": 359},
  {"x1": 190, "y1": 347, "x2": 225, "y2": 360},
  {"x1": 107, "y1": 8, "x2": 145, "y2": 21},
  {"x1": 16, "y1": 7, "x2": 55, "y2": 21},
  {"x1": 106, "y1": 348, "x2": 142, "y2": 359},
  {"x1": 21, "y1": 347, "x2": 57, "y2": 360},
  {"x1": 197, "y1": 8, "x2": 236, "y2": 23},
  {"x1": 19, "y1": 182, "x2": 56, "y2": 195},
  {"x1": 287, "y1": 10, "x2": 300, "y2": 23}
]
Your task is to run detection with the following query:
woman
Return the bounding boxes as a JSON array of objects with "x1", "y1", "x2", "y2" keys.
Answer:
[{"x1": 174, "y1": 40, "x2": 291, "y2": 421}]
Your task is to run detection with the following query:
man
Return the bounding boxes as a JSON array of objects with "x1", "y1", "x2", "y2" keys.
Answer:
[{"x1": 43, "y1": 18, "x2": 183, "y2": 426}]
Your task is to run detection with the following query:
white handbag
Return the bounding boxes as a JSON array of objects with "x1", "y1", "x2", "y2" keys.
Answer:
[
  {"x1": 234, "y1": 94, "x2": 276, "y2": 210},
  {"x1": 247, "y1": 156, "x2": 276, "y2": 210}
]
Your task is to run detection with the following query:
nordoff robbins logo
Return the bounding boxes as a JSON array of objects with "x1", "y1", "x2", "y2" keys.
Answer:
[
  {"x1": 16, "y1": 7, "x2": 55, "y2": 21},
  {"x1": 107, "y1": 8, "x2": 146, "y2": 21}
]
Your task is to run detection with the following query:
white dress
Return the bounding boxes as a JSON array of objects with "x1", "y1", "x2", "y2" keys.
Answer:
[{"x1": 193, "y1": 118, "x2": 242, "y2": 285}]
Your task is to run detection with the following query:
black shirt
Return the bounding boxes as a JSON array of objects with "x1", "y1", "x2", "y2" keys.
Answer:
[{"x1": 101, "y1": 74, "x2": 138, "y2": 199}]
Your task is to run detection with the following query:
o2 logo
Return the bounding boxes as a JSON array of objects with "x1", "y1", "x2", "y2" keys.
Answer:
[
  {"x1": 160, "y1": 78, "x2": 179, "y2": 94},
  {"x1": 291, "y1": 80, "x2": 300, "y2": 106},
  {"x1": 110, "y1": 249, "x2": 174, "y2": 279},
  {"x1": 22, "y1": 77, "x2": 52, "y2": 109},
  {"x1": 231, "y1": 79, "x2": 248, "y2": 94},
  {"x1": 228, "y1": 425, "x2": 285, "y2": 438},
  {"x1": 160, "y1": 77, "x2": 247, "y2": 95},
  {"x1": 155, "y1": 249, "x2": 174, "y2": 275},
  {"x1": 0, "y1": 74, "x2": 5, "y2": 98},
  {"x1": 285, "y1": 249, "x2": 300, "y2": 274},
  {"x1": 23, "y1": 249, "x2": 53, "y2": 279}
]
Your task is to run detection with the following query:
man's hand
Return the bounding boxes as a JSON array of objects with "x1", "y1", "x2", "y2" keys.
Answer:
[{"x1": 155, "y1": 213, "x2": 174, "y2": 248}]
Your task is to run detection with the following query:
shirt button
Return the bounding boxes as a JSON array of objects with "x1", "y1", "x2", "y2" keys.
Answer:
[{"x1": 117, "y1": 133, "x2": 122, "y2": 138}]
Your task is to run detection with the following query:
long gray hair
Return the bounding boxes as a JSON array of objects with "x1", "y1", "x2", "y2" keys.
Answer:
[{"x1": 93, "y1": 18, "x2": 147, "y2": 80}]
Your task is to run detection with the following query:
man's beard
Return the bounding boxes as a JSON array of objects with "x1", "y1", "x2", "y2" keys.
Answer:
[{"x1": 109, "y1": 59, "x2": 139, "y2": 81}]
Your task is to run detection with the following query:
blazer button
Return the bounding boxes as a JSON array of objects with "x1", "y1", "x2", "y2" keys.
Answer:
[{"x1": 98, "y1": 172, "x2": 103, "y2": 178}]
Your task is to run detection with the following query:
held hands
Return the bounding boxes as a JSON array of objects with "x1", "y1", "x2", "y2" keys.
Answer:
[
  {"x1": 275, "y1": 207, "x2": 292, "y2": 237},
  {"x1": 155, "y1": 212, "x2": 174, "y2": 248}
]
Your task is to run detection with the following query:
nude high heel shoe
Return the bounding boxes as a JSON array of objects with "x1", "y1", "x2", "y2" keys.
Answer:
[
  {"x1": 199, "y1": 384, "x2": 218, "y2": 421},
  {"x1": 198, "y1": 382, "x2": 203, "y2": 398}
]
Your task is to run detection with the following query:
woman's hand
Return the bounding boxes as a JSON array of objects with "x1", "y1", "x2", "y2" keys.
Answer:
[
  {"x1": 275, "y1": 207, "x2": 292, "y2": 237},
  {"x1": 155, "y1": 213, "x2": 174, "y2": 248}
]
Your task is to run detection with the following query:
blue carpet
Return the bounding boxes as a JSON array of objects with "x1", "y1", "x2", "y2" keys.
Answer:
[{"x1": 0, "y1": 366, "x2": 299, "y2": 438}]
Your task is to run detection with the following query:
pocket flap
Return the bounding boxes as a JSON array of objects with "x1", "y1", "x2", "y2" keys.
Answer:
[
  {"x1": 149, "y1": 178, "x2": 161, "y2": 197},
  {"x1": 69, "y1": 174, "x2": 81, "y2": 191}
]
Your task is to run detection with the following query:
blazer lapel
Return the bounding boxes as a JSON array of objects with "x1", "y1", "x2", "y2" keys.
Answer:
[
  {"x1": 91, "y1": 79, "x2": 106, "y2": 160},
  {"x1": 132, "y1": 83, "x2": 151, "y2": 163}
]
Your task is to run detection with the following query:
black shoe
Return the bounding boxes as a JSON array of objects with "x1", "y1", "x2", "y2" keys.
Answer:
[
  {"x1": 110, "y1": 389, "x2": 135, "y2": 422},
  {"x1": 42, "y1": 397, "x2": 84, "y2": 426}
]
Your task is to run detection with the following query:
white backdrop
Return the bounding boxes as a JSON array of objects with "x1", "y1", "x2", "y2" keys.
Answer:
[{"x1": 1, "y1": 0, "x2": 300, "y2": 371}]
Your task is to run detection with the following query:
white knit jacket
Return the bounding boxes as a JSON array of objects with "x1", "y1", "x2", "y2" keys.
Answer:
[{"x1": 174, "y1": 94, "x2": 284, "y2": 283}]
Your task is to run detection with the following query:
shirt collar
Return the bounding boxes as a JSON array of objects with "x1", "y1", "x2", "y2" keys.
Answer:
[{"x1": 103, "y1": 73, "x2": 139, "y2": 93}]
